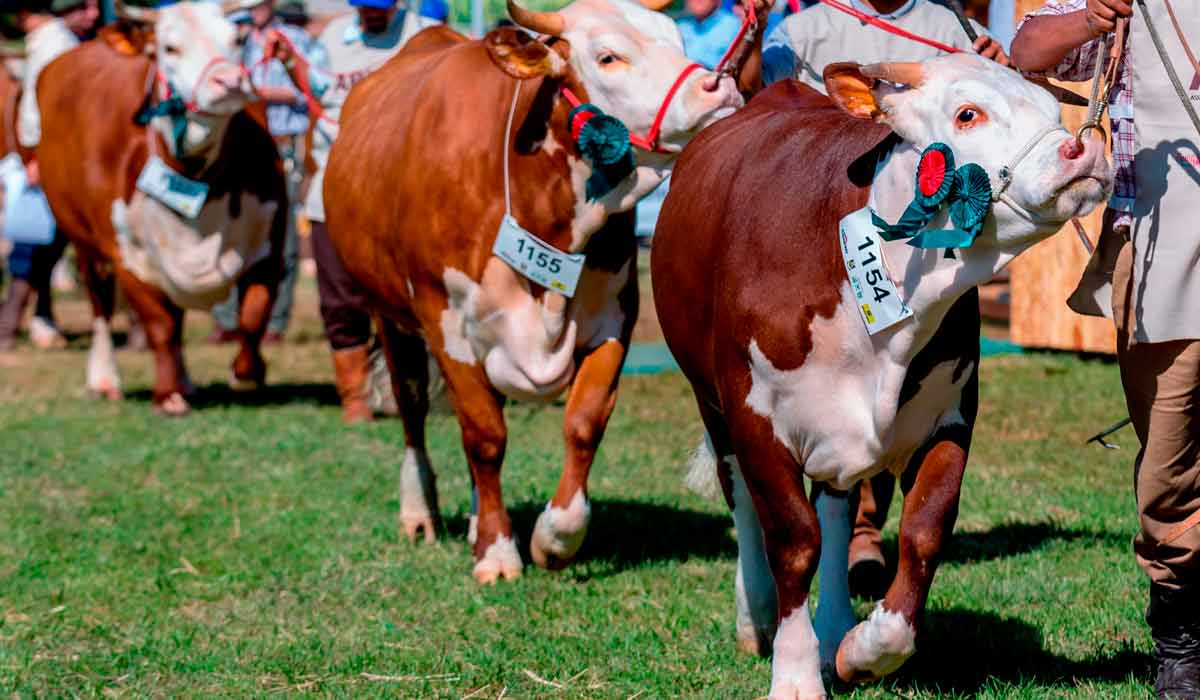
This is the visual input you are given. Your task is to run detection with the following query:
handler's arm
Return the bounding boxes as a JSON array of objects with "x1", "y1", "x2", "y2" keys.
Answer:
[{"x1": 1010, "y1": 11, "x2": 1095, "y2": 71}]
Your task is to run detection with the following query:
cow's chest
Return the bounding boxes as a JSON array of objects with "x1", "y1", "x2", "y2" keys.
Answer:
[
  {"x1": 111, "y1": 190, "x2": 277, "y2": 310},
  {"x1": 438, "y1": 253, "x2": 633, "y2": 403},
  {"x1": 744, "y1": 283, "x2": 972, "y2": 490}
]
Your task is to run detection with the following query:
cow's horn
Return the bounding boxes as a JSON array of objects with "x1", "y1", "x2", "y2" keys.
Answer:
[
  {"x1": 507, "y1": 0, "x2": 566, "y2": 35},
  {"x1": 113, "y1": 0, "x2": 159, "y2": 23},
  {"x1": 640, "y1": 0, "x2": 673, "y2": 10},
  {"x1": 861, "y1": 62, "x2": 925, "y2": 87},
  {"x1": 220, "y1": 0, "x2": 256, "y2": 15}
]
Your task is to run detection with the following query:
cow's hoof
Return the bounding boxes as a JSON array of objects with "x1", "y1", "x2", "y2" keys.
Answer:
[
  {"x1": 88, "y1": 384, "x2": 122, "y2": 401},
  {"x1": 229, "y1": 372, "x2": 263, "y2": 393},
  {"x1": 472, "y1": 535, "x2": 522, "y2": 584},
  {"x1": 835, "y1": 604, "x2": 915, "y2": 684},
  {"x1": 736, "y1": 626, "x2": 775, "y2": 657},
  {"x1": 401, "y1": 514, "x2": 438, "y2": 544},
  {"x1": 153, "y1": 392, "x2": 191, "y2": 417},
  {"x1": 529, "y1": 492, "x2": 590, "y2": 571}
]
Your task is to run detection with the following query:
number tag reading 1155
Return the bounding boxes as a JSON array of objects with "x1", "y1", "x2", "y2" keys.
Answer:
[
  {"x1": 492, "y1": 214, "x2": 586, "y2": 298},
  {"x1": 838, "y1": 207, "x2": 913, "y2": 334}
]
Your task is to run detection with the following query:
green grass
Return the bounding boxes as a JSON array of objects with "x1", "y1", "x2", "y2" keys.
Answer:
[{"x1": 0, "y1": 279, "x2": 1156, "y2": 698}]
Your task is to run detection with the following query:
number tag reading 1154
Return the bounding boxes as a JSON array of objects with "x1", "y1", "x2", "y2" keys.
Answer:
[
  {"x1": 838, "y1": 207, "x2": 913, "y2": 334},
  {"x1": 492, "y1": 214, "x2": 586, "y2": 298}
]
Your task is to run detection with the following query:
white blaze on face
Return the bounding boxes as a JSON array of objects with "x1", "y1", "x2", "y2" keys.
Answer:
[
  {"x1": 871, "y1": 54, "x2": 1111, "y2": 244},
  {"x1": 557, "y1": 0, "x2": 743, "y2": 152},
  {"x1": 154, "y1": 2, "x2": 248, "y2": 115}
]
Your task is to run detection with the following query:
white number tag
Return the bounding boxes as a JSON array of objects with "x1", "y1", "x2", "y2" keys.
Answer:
[
  {"x1": 136, "y1": 155, "x2": 209, "y2": 219},
  {"x1": 492, "y1": 214, "x2": 586, "y2": 298},
  {"x1": 839, "y1": 207, "x2": 913, "y2": 334}
]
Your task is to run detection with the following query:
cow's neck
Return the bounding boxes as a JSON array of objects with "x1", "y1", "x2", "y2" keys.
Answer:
[
  {"x1": 868, "y1": 142, "x2": 1055, "y2": 357},
  {"x1": 566, "y1": 151, "x2": 673, "y2": 253},
  {"x1": 152, "y1": 112, "x2": 230, "y2": 175}
]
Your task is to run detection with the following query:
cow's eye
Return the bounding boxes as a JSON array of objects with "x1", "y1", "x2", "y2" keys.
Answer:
[
  {"x1": 954, "y1": 106, "x2": 986, "y2": 129},
  {"x1": 597, "y1": 52, "x2": 621, "y2": 67},
  {"x1": 164, "y1": 44, "x2": 181, "y2": 56}
]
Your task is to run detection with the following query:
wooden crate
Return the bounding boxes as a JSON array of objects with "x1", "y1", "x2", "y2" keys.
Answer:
[{"x1": 1007, "y1": 0, "x2": 1116, "y2": 353}]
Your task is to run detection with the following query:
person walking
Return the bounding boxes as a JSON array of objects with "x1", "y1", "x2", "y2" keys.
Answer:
[
  {"x1": 289, "y1": 0, "x2": 437, "y2": 423},
  {"x1": 209, "y1": 0, "x2": 315, "y2": 346},
  {"x1": 1012, "y1": 2, "x2": 1199, "y2": 697},
  {"x1": 0, "y1": 0, "x2": 94, "y2": 351}
]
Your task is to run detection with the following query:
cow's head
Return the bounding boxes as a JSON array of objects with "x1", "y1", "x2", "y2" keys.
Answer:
[
  {"x1": 826, "y1": 54, "x2": 1112, "y2": 246},
  {"x1": 494, "y1": 0, "x2": 743, "y2": 154},
  {"x1": 115, "y1": 0, "x2": 252, "y2": 116}
]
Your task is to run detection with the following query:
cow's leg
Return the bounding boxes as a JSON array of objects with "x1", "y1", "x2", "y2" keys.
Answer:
[
  {"x1": 730, "y1": 458, "x2": 780, "y2": 657},
  {"x1": 530, "y1": 339, "x2": 626, "y2": 570},
  {"x1": 378, "y1": 318, "x2": 440, "y2": 544},
  {"x1": 812, "y1": 485, "x2": 858, "y2": 671},
  {"x1": 726, "y1": 406, "x2": 825, "y2": 700},
  {"x1": 229, "y1": 259, "x2": 278, "y2": 392},
  {"x1": 431, "y1": 348, "x2": 519, "y2": 583},
  {"x1": 848, "y1": 473, "x2": 894, "y2": 599},
  {"x1": 76, "y1": 252, "x2": 121, "y2": 400},
  {"x1": 836, "y1": 436, "x2": 968, "y2": 683},
  {"x1": 115, "y1": 267, "x2": 188, "y2": 415}
]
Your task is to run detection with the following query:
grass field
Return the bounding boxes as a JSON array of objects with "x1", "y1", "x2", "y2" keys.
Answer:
[{"x1": 0, "y1": 273, "x2": 1157, "y2": 698}]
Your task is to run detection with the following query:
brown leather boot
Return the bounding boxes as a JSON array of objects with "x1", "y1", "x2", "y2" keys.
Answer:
[
  {"x1": 332, "y1": 345, "x2": 373, "y2": 424},
  {"x1": 0, "y1": 279, "x2": 33, "y2": 351}
]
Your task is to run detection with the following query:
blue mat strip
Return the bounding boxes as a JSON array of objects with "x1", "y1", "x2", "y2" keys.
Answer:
[{"x1": 622, "y1": 338, "x2": 1023, "y2": 376}]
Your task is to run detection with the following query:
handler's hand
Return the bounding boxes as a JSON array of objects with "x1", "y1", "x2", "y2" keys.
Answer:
[
  {"x1": 735, "y1": 0, "x2": 773, "y2": 23},
  {"x1": 973, "y1": 35, "x2": 1011, "y2": 67},
  {"x1": 1086, "y1": 0, "x2": 1132, "y2": 37},
  {"x1": 262, "y1": 30, "x2": 294, "y2": 67}
]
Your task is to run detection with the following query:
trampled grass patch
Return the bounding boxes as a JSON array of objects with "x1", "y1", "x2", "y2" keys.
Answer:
[{"x1": 0, "y1": 282, "x2": 1154, "y2": 698}]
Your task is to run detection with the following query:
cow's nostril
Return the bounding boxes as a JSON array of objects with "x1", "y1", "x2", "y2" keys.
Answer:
[
  {"x1": 700, "y1": 74, "x2": 721, "y2": 93},
  {"x1": 1060, "y1": 138, "x2": 1084, "y2": 161}
]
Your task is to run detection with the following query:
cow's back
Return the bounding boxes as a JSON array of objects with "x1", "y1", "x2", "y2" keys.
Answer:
[
  {"x1": 37, "y1": 40, "x2": 150, "y2": 258},
  {"x1": 326, "y1": 27, "x2": 577, "y2": 321},
  {"x1": 652, "y1": 80, "x2": 893, "y2": 399}
]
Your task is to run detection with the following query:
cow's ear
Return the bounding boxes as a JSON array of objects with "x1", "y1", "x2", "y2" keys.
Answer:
[
  {"x1": 98, "y1": 24, "x2": 154, "y2": 56},
  {"x1": 485, "y1": 27, "x2": 565, "y2": 80},
  {"x1": 824, "y1": 63, "x2": 883, "y2": 121}
]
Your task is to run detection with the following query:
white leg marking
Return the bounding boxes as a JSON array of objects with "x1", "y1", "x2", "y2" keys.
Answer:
[
  {"x1": 769, "y1": 603, "x2": 827, "y2": 700},
  {"x1": 399, "y1": 447, "x2": 439, "y2": 543},
  {"x1": 812, "y1": 488, "x2": 858, "y2": 670},
  {"x1": 472, "y1": 534, "x2": 523, "y2": 584},
  {"x1": 731, "y1": 462, "x2": 777, "y2": 656},
  {"x1": 530, "y1": 489, "x2": 591, "y2": 569},
  {"x1": 836, "y1": 602, "x2": 916, "y2": 682},
  {"x1": 86, "y1": 318, "x2": 122, "y2": 400},
  {"x1": 467, "y1": 514, "x2": 479, "y2": 546}
]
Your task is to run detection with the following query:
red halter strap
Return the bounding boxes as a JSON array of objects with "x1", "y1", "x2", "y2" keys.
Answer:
[{"x1": 561, "y1": 61, "x2": 704, "y2": 154}]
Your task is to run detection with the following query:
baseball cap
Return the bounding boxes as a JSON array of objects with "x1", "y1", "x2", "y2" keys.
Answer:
[{"x1": 348, "y1": 0, "x2": 397, "y2": 8}]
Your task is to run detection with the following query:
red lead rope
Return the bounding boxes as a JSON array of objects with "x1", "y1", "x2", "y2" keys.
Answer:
[
  {"x1": 714, "y1": 0, "x2": 758, "y2": 73},
  {"x1": 816, "y1": 0, "x2": 961, "y2": 54}
]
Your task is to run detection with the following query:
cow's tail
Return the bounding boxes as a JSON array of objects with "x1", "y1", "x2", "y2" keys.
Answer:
[{"x1": 684, "y1": 433, "x2": 723, "y2": 500}]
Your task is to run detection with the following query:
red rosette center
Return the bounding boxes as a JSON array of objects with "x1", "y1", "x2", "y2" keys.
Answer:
[{"x1": 918, "y1": 149, "x2": 947, "y2": 197}]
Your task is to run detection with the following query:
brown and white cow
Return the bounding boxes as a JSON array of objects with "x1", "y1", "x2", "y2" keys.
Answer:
[
  {"x1": 36, "y1": 1, "x2": 286, "y2": 415},
  {"x1": 323, "y1": 0, "x2": 747, "y2": 581},
  {"x1": 652, "y1": 55, "x2": 1111, "y2": 698}
]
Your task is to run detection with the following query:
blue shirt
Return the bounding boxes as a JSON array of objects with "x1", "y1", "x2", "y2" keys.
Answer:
[
  {"x1": 241, "y1": 21, "x2": 323, "y2": 138},
  {"x1": 676, "y1": 9, "x2": 742, "y2": 69}
]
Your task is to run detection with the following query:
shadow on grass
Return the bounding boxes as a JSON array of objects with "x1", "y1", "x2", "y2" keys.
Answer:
[
  {"x1": 125, "y1": 382, "x2": 339, "y2": 409},
  {"x1": 877, "y1": 607, "x2": 1151, "y2": 695},
  {"x1": 942, "y1": 521, "x2": 1130, "y2": 564},
  {"x1": 439, "y1": 498, "x2": 735, "y2": 576}
]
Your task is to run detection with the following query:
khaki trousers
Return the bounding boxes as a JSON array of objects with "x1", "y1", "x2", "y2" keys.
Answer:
[{"x1": 1113, "y1": 239, "x2": 1200, "y2": 590}]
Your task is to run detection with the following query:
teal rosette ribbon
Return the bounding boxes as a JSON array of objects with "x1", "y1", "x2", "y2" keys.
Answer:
[
  {"x1": 568, "y1": 102, "x2": 636, "y2": 200},
  {"x1": 871, "y1": 142, "x2": 994, "y2": 250}
]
